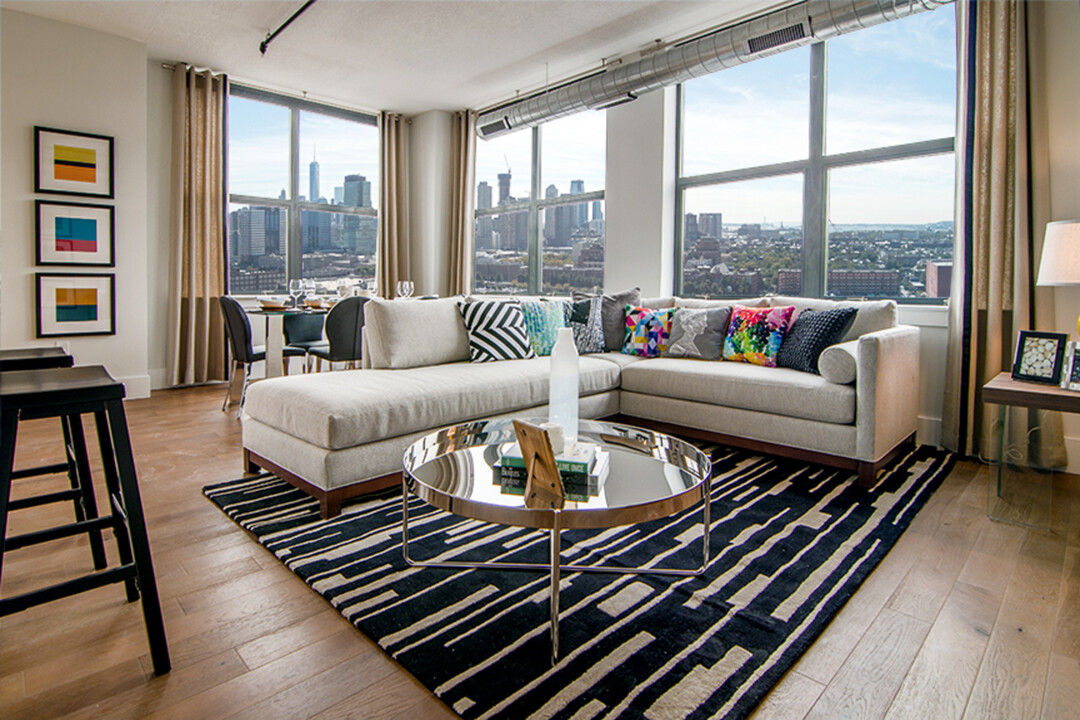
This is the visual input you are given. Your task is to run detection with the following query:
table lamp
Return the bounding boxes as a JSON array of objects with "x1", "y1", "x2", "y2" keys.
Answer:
[{"x1": 1036, "y1": 220, "x2": 1080, "y2": 337}]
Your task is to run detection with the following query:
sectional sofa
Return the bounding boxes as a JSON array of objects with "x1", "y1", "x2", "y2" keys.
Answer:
[{"x1": 241, "y1": 294, "x2": 919, "y2": 518}]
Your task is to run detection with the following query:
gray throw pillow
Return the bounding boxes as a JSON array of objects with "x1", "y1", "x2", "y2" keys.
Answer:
[
  {"x1": 573, "y1": 286, "x2": 641, "y2": 352},
  {"x1": 663, "y1": 307, "x2": 731, "y2": 360}
]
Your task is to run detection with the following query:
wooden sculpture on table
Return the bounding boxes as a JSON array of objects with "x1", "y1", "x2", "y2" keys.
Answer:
[{"x1": 512, "y1": 419, "x2": 565, "y2": 510}]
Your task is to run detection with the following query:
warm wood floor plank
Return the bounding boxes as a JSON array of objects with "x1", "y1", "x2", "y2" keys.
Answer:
[
  {"x1": 883, "y1": 581, "x2": 999, "y2": 720},
  {"x1": 1, "y1": 385, "x2": 1076, "y2": 720},
  {"x1": 962, "y1": 531, "x2": 1065, "y2": 720},
  {"x1": 804, "y1": 608, "x2": 930, "y2": 720},
  {"x1": 1041, "y1": 652, "x2": 1080, "y2": 720},
  {"x1": 746, "y1": 670, "x2": 825, "y2": 720}
]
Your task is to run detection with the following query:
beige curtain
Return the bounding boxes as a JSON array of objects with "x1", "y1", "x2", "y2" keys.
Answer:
[
  {"x1": 942, "y1": 0, "x2": 1066, "y2": 466},
  {"x1": 447, "y1": 110, "x2": 477, "y2": 296},
  {"x1": 166, "y1": 65, "x2": 228, "y2": 386},
  {"x1": 377, "y1": 112, "x2": 410, "y2": 298}
]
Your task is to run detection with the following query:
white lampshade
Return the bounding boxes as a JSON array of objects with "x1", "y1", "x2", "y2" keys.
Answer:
[{"x1": 1037, "y1": 220, "x2": 1080, "y2": 286}]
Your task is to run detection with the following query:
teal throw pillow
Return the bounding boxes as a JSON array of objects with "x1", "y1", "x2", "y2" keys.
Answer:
[{"x1": 521, "y1": 300, "x2": 568, "y2": 356}]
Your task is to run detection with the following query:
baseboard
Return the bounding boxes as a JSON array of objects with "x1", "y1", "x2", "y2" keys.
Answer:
[
  {"x1": 917, "y1": 415, "x2": 942, "y2": 448},
  {"x1": 1064, "y1": 435, "x2": 1080, "y2": 475},
  {"x1": 150, "y1": 367, "x2": 169, "y2": 390},
  {"x1": 118, "y1": 374, "x2": 152, "y2": 400}
]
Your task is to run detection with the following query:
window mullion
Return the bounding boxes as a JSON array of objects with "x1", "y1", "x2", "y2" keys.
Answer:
[
  {"x1": 528, "y1": 126, "x2": 542, "y2": 294},
  {"x1": 287, "y1": 106, "x2": 302, "y2": 282},
  {"x1": 802, "y1": 42, "x2": 828, "y2": 298}
]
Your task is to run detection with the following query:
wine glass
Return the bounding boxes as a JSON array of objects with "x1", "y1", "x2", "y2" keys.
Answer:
[
  {"x1": 337, "y1": 279, "x2": 350, "y2": 299},
  {"x1": 288, "y1": 279, "x2": 302, "y2": 308},
  {"x1": 396, "y1": 280, "x2": 414, "y2": 299}
]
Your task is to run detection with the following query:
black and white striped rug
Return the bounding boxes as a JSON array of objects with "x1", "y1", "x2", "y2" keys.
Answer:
[{"x1": 204, "y1": 444, "x2": 954, "y2": 720}]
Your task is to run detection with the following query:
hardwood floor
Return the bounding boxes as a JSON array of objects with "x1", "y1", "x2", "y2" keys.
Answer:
[{"x1": 1, "y1": 385, "x2": 1078, "y2": 719}]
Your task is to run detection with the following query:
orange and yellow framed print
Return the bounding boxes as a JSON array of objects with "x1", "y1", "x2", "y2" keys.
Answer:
[
  {"x1": 34, "y1": 127, "x2": 114, "y2": 198},
  {"x1": 36, "y1": 273, "x2": 115, "y2": 337},
  {"x1": 35, "y1": 200, "x2": 115, "y2": 266}
]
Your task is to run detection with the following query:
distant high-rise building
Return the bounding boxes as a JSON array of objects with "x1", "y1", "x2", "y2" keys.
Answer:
[
  {"x1": 685, "y1": 213, "x2": 699, "y2": 241},
  {"x1": 334, "y1": 187, "x2": 344, "y2": 204},
  {"x1": 543, "y1": 185, "x2": 559, "y2": 244},
  {"x1": 343, "y1": 175, "x2": 372, "y2": 208},
  {"x1": 592, "y1": 201, "x2": 603, "y2": 221},
  {"x1": 497, "y1": 173, "x2": 511, "y2": 205},
  {"x1": 301, "y1": 210, "x2": 332, "y2": 252},
  {"x1": 264, "y1": 207, "x2": 284, "y2": 255},
  {"x1": 569, "y1": 179, "x2": 587, "y2": 228},
  {"x1": 925, "y1": 261, "x2": 952, "y2": 298},
  {"x1": 234, "y1": 207, "x2": 266, "y2": 259},
  {"x1": 699, "y1": 213, "x2": 723, "y2": 239},
  {"x1": 309, "y1": 154, "x2": 320, "y2": 205},
  {"x1": 477, "y1": 181, "x2": 493, "y2": 210}
]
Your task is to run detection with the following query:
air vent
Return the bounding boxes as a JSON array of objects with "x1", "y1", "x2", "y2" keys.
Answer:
[
  {"x1": 478, "y1": 117, "x2": 511, "y2": 137},
  {"x1": 747, "y1": 23, "x2": 806, "y2": 54}
]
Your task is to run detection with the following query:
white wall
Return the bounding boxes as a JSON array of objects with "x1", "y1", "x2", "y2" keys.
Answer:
[
  {"x1": 1, "y1": 10, "x2": 151, "y2": 397},
  {"x1": 1030, "y1": 1, "x2": 1080, "y2": 473},
  {"x1": 604, "y1": 87, "x2": 677, "y2": 297},
  {"x1": 146, "y1": 60, "x2": 174, "y2": 389},
  {"x1": 408, "y1": 110, "x2": 453, "y2": 298}
]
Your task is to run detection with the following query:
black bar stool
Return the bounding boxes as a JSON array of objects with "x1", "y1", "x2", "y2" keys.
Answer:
[
  {"x1": 0, "y1": 347, "x2": 108, "y2": 570},
  {"x1": 0, "y1": 365, "x2": 170, "y2": 675}
]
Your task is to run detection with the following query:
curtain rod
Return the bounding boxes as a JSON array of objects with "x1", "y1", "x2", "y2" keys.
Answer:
[{"x1": 260, "y1": 0, "x2": 318, "y2": 55}]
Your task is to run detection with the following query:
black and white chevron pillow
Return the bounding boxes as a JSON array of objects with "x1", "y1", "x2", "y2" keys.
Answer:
[{"x1": 458, "y1": 300, "x2": 537, "y2": 363}]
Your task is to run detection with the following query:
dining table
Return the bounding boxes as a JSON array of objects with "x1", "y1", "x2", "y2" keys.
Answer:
[{"x1": 247, "y1": 304, "x2": 328, "y2": 378}]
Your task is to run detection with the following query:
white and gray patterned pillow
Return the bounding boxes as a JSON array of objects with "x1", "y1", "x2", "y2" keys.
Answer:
[
  {"x1": 564, "y1": 297, "x2": 605, "y2": 354},
  {"x1": 663, "y1": 307, "x2": 731, "y2": 360},
  {"x1": 458, "y1": 300, "x2": 536, "y2": 363}
]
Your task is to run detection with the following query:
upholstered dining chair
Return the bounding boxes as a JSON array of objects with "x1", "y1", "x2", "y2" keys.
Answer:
[
  {"x1": 308, "y1": 296, "x2": 368, "y2": 371},
  {"x1": 283, "y1": 313, "x2": 328, "y2": 373},
  {"x1": 219, "y1": 296, "x2": 305, "y2": 413}
]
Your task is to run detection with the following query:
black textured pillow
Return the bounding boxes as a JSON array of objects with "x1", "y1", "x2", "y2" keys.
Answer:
[
  {"x1": 564, "y1": 297, "x2": 605, "y2": 354},
  {"x1": 573, "y1": 286, "x2": 641, "y2": 351},
  {"x1": 777, "y1": 307, "x2": 858, "y2": 374},
  {"x1": 458, "y1": 300, "x2": 536, "y2": 363}
]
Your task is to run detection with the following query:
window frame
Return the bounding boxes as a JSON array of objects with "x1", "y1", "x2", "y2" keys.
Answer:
[
  {"x1": 675, "y1": 31, "x2": 956, "y2": 302},
  {"x1": 473, "y1": 125, "x2": 606, "y2": 295},
  {"x1": 227, "y1": 84, "x2": 378, "y2": 292}
]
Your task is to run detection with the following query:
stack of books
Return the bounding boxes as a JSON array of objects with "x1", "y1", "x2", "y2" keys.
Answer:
[{"x1": 495, "y1": 441, "x2": 610, "y2": 502}]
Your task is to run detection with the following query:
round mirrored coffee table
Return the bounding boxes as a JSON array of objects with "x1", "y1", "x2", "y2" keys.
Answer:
[{"x1": 401, "y1": 417, "x2": 712, "y2": 663}]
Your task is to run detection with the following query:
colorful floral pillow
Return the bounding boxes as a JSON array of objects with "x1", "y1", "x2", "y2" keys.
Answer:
[
  {"x1": 721, "y1": 305, "x2": 795, "y2": 367},
  {"x1": 520, "y1": 300, "x2": 568, "y2": 356},
  {"x1": 622, "y1": 305, "x2": 677, "y2": 357}
]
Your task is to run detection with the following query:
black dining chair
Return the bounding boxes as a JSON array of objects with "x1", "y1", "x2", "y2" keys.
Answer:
[
  {"x1": 309, "y1": 296, "x2": 368, "y2": 371},
  {"x1": 219, "y1": 296, "x2": 305, "y2": 412},
  {"x1": 283, "y1": 313, "x2": 329, "y2": 373}
]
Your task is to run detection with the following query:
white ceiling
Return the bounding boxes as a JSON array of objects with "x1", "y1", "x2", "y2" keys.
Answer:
[{"x1": 4, "y1": 0, "x2": 781, "y2": 114}]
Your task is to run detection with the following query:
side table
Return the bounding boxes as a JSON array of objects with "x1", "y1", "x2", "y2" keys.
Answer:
[{"x1": 982, "y1": 372, "x2": 1080, "y2": 529}]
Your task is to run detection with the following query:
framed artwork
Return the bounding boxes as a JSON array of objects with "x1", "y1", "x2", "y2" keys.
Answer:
[
  {"x1": 34, "y1": 126, "x2": 114, "y2": 198},
  {"x1": 1011, "y1": 330, "x2": 1068, "y2": 385},
  {"x1": 1061, "y1": 342, "x2": 1080, "y2": 391},
  {"x1": 36, "y1": 273, "x2": 115, "y2": 337},
  {"x1": 35, "y1": 200, "x2": 114, "y2": 266}
]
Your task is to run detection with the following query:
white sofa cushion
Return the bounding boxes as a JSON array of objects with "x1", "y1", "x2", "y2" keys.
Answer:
[
  {"x1": 767, "y1": 296, "x2": 896, "y2": 343},
  {"x1": 619, "y1": 358, "x2": 855, "y2": 424},
  {"x1": 364, "y1": 297, "x2": 471, "y2": 369},
  {"x1": 243, "y1": 356, "x2": 622, "y2": 450}
]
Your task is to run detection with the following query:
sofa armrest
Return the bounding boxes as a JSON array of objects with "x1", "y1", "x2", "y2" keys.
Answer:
[{"x1": 855, "y1": 325, "x2": 920, "y2": 462}]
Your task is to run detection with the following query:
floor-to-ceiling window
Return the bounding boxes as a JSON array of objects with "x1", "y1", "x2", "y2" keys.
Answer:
[
  {"x1": 677, "y1": 6, "x2": 957, "y2": 301},
  {"x1": 227, "y1": 85, "x2": 379, "y2": 295},
  {"x1": 473, "y1": 111, "x2": 606, "y2": 295}
]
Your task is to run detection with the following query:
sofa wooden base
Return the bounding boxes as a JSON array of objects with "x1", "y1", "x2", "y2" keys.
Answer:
[
  {"x1": 607, "y1": 414, "x2": 917, "y2": 488},
  {"x1": 243, "y1": 448, "x2": 400, "y2": 519}
]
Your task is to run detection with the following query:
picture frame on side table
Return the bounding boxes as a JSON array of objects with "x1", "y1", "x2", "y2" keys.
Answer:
[
  {"x1": 36, "y1": 200, "x2": 115, "y2": 266},
  {"x1": 34, "y1": 126, "x2": 115, "y2": 198},
  {"x1": 1011, "y1": 330, "x2": 1068, "y2": 385},
  {"x1": 36, "y1": 273, "x2": 115, "y2": 337},
  {"x1": 1061, "y1": 342, "x2": 1080, "y2": 391}
]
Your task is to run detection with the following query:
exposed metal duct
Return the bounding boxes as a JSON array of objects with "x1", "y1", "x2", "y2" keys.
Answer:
[{"x1": 476, "y1": 0, "x2": 953, "y2": 139}]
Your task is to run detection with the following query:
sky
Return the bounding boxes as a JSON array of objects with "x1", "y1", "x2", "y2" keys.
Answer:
[{"x1": 229, "y1": 6, "x2": 957, "y2": 227}]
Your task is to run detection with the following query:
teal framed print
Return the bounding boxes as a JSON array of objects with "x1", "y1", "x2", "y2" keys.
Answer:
[
  {"x1": 36, "y1": 273, "x2": 115, "y2": 337},
  {"x1": 36, "y1": 200, "x2": 115, "y2": 266}
]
